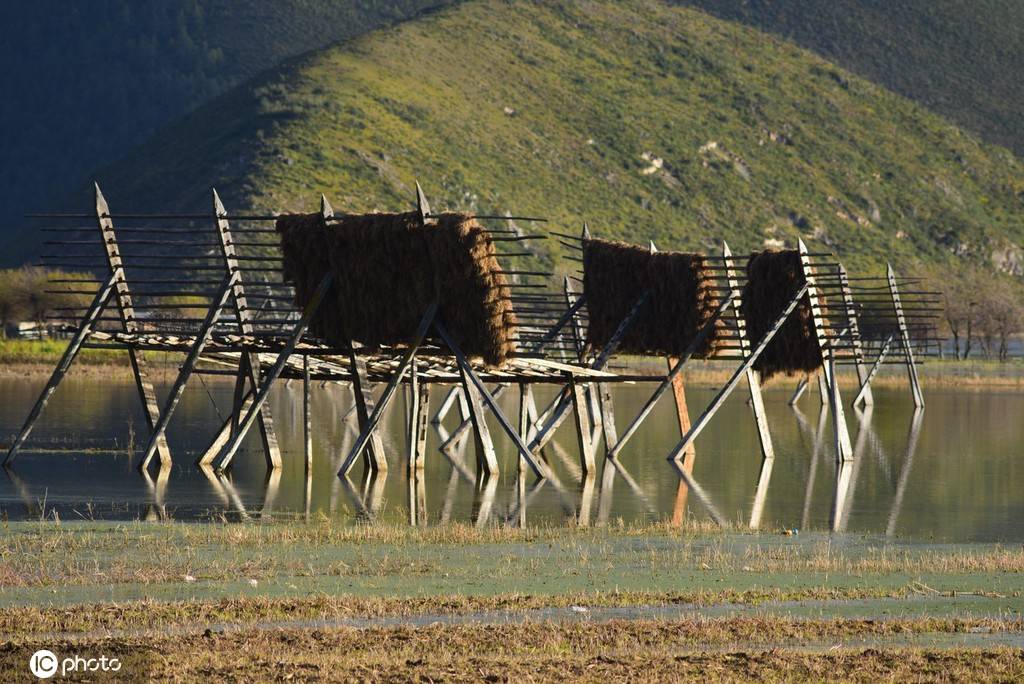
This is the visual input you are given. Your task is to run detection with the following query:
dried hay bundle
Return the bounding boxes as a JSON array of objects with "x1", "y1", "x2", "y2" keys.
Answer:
[
  {"x1": 277, "y1": 211, "x2": 517, "y2": 365},
  {"x1": 582, "y1": 238, "x2": 721, "y2": 357},
  {"x1": 740, "y1": 249, "x2": 824, "y2": 380}
]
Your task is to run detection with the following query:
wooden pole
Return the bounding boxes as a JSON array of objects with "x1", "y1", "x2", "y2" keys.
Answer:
[
  {"x1": 569, "y1": 375, "x2": 595, "y2": 474},
  {"x1": 303, "y1": 354, "x2": 312, "y2": 474},
  {"x1": 347, "y1": 353, "x2": 388, "y2": 473},
  {"x1": 888, "y1": 263, "x2": 925, "y2": 408},
  {"x1": 723, "y1": 241, "x2": 775, "y2": 462},
  {"x1": 213, "y1": 189, "x2": 282, "y2": 468},
  {"x1": 798, "y1": 239, "x2": 853, "y2": 460},
  {"x1": 95, "y1": 184, "x2": 172, "y2": 465}
]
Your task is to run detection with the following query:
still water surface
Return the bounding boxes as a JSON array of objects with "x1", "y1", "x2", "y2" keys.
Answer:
[{"x1": 0, "y1": 375, "x2": 1020, "y2": 542}]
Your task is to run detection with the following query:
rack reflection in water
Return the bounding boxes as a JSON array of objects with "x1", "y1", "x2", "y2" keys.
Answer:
[{"x1": 0, "y1": 375, "x2": 1021, "y2": 542}]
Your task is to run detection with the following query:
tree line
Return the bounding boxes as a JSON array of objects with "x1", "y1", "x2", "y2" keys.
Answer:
[{"x1": 0, "y1": 267, "x2": 91, "y2": 338}]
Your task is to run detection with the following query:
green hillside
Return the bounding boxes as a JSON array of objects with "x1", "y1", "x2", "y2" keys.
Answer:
[
  {"x1": 676, "y1": 0, "x2": 1024, "y2": 156},
  {"x1": 0, "y1": 0, "x2": 458, "y2": 264},
  {"x1": 40, "y1": 0, "x2": 1024, "y2": 279}
]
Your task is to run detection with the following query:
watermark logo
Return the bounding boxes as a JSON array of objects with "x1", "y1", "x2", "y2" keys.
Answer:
[
  {"x1": 28, "y1": 649, "x2": 122, "y2": 679},
  {"x1": 29, "y1": 650, "x2": 58, "y2": 679}
]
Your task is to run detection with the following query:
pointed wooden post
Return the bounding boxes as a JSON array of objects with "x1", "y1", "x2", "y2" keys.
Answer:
[
  {"x1": 887, "y1": 263, "x2": 925, "y2": 408},
  {"x1": 798, "y1": 239, "x2": 853, "y2": 461},
  {"x1": 723, "y1": 241, "x2": 775, "y2": 462},
  {"x1": 96, "y1": 184, "x2": 172, "y2": 465},
  {"x1": 213, "y1": 188, "x2": 282, "y2": 468}
]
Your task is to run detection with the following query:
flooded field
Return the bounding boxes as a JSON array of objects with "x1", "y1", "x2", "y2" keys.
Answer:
[{"x1": 1, "y1": 374, "x2": 1022, "y2": 542}]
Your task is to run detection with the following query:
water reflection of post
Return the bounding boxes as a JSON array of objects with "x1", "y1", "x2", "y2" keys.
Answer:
[
  {"x1": 472, "y1": 475, "x2": 498, "y2": 528},
  {"x1": 435, "y1": 417, "x2": 474, "y2": 524},
  {"x1": 2, "y1": 466, "x2": 41, "y2": 518},
  {"x1": 328, "y1": 413, "x2": 357, "y2": 514},
  {"x1": 886, "y1": 408, "x2": 925, "y2": 537},
  {"x1": 834, "y1": 405, "x2": 875, "y2": 531},
  {"x1": 142, "y1": 464, "x2": 172, "y2": 521},
  {"x1": 361, "y1": 468, "x2": 388, "y2": 518},
  {"x1": 199, "y1": 464, "x2": 250, "y2": 521},
  {"x1": 792, "y1": 404, "x2": 829, "y2": 530},
  {"x1": 669, "y1": 459, "x2": 726, "y2": 526},
  {"x1": 263, "y1": 467, "x2": 282, "y2": 521}
]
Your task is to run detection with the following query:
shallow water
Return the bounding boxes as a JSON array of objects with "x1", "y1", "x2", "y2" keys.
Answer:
[{"x1": 0, "y1": 374, "x2": 1021, "y2": 542}]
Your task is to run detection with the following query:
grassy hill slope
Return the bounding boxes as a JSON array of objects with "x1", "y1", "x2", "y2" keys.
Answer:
[
  {"x1": 0, "y1": 0, "x2": 458, "y2": 263},
  {"x1": 41, "y1": 0, "x2": 1024, "y2": 278},
  {"x1": 676, "y1": 0, "x2": 1024, "y2": 156}
]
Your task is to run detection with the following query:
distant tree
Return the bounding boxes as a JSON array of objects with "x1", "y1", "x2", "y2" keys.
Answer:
[
  {"x1": 975, "y1": 278, "x2": 1023, "y2": 362},
  {"x1": 3, "y1": 267, "x2": 93, "y2": 337},
  {"x1": 0, "y1": 269, "x2": 27, "y2": 339}
]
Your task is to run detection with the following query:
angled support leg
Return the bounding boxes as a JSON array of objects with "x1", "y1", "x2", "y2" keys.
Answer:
[
  {"x1": 434, "y1": 319, "x2": 548, "y2": 479},
  {"x1": 853, "y1": 335, "x2": 893, "y2": 407},
  {"x1": 788, "y1": 377, "x2": 809, "y2": 406},
  {"x1": 527, "y1": 291, "x2": 650, "y2": 457},
  {"x1": 138, "y1": 275, "x2": 236, "y2": 471},
  {"x1": 337, "y1": 302, "x2": 438, "y2": 477},
  {"x1": 4, "y1": 270, "x2": 119, "y2": 464},
  {"x1": 437, "y1": 296, "x2": 587, "y2": 454},
  {"x1": 838, "y1": 264, "x2": 873, "y2": 407},
  {"x1": 667, "y1": 283, "x2": 809, "y2": 462},
  {"x1": 458, "y1": 365, "x2": 499, "y2": 476},
  {"x1": 215, "y1": 273, "x2": 334, "y2": 472},
  {"x1": 607, "y1": 295, "x2": 733, "y2": 459},
  {"x1": 348, "y1": 352, "x2": 388, "y2": 472}
]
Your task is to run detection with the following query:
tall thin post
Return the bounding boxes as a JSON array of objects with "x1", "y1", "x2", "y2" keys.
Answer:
[
  {"x1": 213, "y1": 188, "x2": 282, "y2": 468},
  {"x1": 723, "y1": 241, "x2": 775, "y2": 462},
  {"x1": 798, "y1": 239, "x2": 853, "y2": 460},
  {"x1": 888, "y1": 263, "x2": 925, "y2": 408},
  {"x1": 96, "y1": 184, "x2": 172, "y2": 465},
  {"x1": 303, "y1": 354, "x2": 313, "y2": 474}
]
